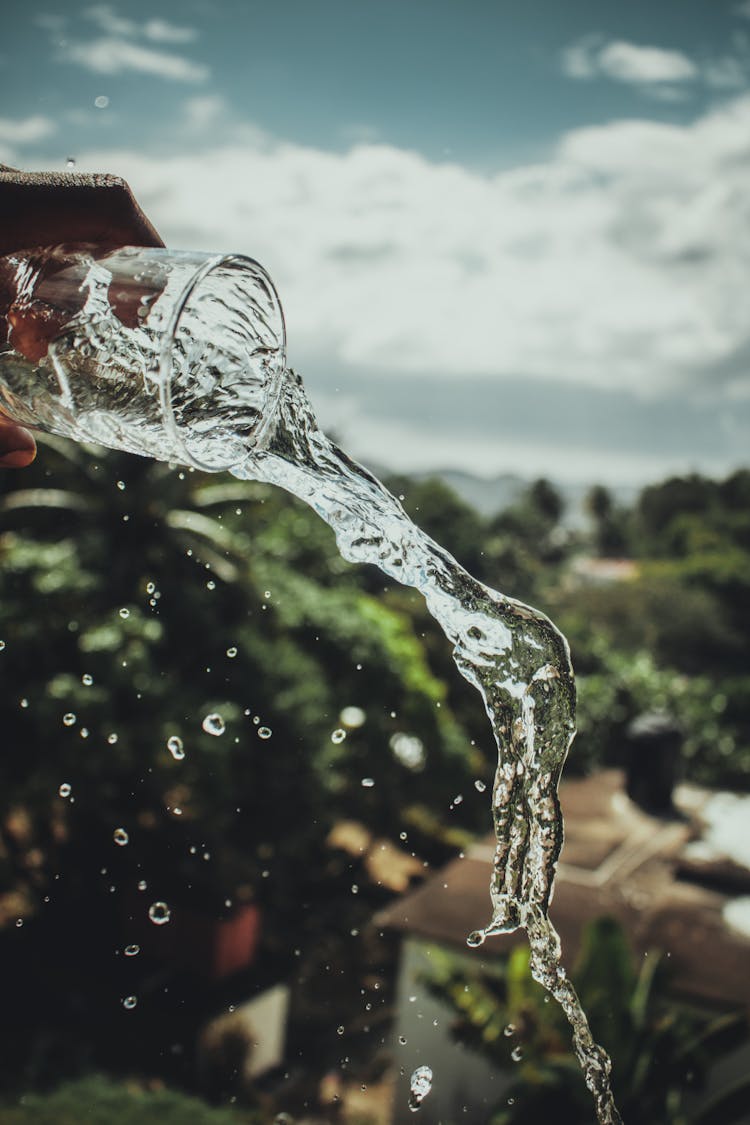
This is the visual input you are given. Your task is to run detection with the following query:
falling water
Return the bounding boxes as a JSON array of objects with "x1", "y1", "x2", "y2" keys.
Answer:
[
  {"x1": 234, "y1": 370, "x2": 622, "y2": 1125},
  {"x1": 0, "y1": 247, "x2": 620, "y2": 1120}
]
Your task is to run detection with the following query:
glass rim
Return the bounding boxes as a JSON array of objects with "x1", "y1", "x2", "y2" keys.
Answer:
[{"x1": 158, "y1": 251, "x2": 286, "y2": 473}]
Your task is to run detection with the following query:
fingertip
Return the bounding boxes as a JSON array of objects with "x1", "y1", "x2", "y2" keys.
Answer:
[{"x1": 0, "y1": 424, "x2": 37, "y2": 467}]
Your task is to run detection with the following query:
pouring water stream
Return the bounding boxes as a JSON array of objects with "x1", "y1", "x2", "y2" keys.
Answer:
[{"x1": 236, "y1": 369, "x2": 622, "y2": 1125}]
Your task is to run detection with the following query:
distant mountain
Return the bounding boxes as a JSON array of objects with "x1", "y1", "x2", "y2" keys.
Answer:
[
  {"x1": 408, "y1": 468, "x2": 527, "y2": 517},
  {"x1": 373, "y1": 464, "x2": 639, "y2": 527}
]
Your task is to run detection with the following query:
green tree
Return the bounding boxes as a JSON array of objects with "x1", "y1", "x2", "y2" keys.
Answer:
[
  {"x1": 0, "y1": 438, "x2": 481, "y2": 1093},
  {"x1": 584, "y1": 485, "x2": 630, "y2": 557}
]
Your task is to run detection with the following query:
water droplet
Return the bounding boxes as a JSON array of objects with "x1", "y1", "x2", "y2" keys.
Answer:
[
  {"x1": 206, "y1": 580, "x2": 216, "y2": 591},
  {"x1": 119, "y1": 608, "x2": 130, "y2": 619},
  {"x1": 202, "y1": 713, "x2": 225, "y2": 736},
  {"x1": 148, "y1": 901, "x2": 171, "y2": 926},
  {"x1": 146, "y1": 581, "x2": 155, "y2": 594},
  {"x1": 124, "y1": 944, "x2": 140, "y2": 957},
  {"x1": 113, "y1": 828, "x2": 129, "y2": 846},
  {"x1": 466, "y1": 930, "x2": 485, "y2": 948},
  {"x1": 65, "y1": 157, "x2": 76, "y2": 169},
  {"x1": 336, "y1": 1025, "x2": 345, "y2": 1036},
  {"x1": 390, "y1": 732, "x2": 426, "y2": 770},
  {"x1": 408, "y1": 1065, "x2": 433, "y2": 1111},
  {"x1": 264, "y1": 590, "x2": 271, "y2": 599},
  {"x1": 94, "y1": 94, "x2": 109, "y2": 108},
  {"x1": 331, "y1": 728, "x2": 346, "y2": 744},
  {"x1": 361, "y1": 777, "x2": 375, "y2": 788},
  {"x1": 137, "y1": 879, "x2": 147, "y2": 891},
  {"x1": 511, "y1": 1045, "x2": 523, "y2": 1062},
  {"x1": 107, "y1": 733, "x2": 118, "y2": 745},
  {"x1": 503, "y1": 1023, "x2": 515, "y2": 1037},
  {"x1": 274, "y1": 1115, "x2": 294, "y2": 1125},
  {"x1": 62, "y1": 713, "x2": 76, "y2": 727},
  {"x1": 116, "y1": 480, "x2": 126, "y2": 491},
  {"x1": 82, "y1": 673, "x2": 93, "y2": 686},
  {"x1": 398, "y1": 1035, "x2": 407, "y2": 1045},
  {"x1": 340, "y1": 705, "x2": 365, "y2": 728},
  {"x1": 226, "y1": 646, "x2": 238, "y2": 658},
  {"x1": 58, "y1": 783, "x2": 72, "y2": 798},
  {"x1": 122, "y1": 995, "x2": 137, "y2": 1009},
  {"x1": 258, "y1": 726, "x2": 272, "y2": 739},
  {"x1": 474, "y1": 779, "x2": 487, "y2": 792},
  {"x1": 0, "y1": 640, "x2": 5, "y2": 651},
  {"x1": 16, "y1": 918, "x2": 23, "y2": 928},
  {"x1": 167, "y1": 735, "x2": 185, "y2": 759},
  {"x1": 20, "y1": 698, "x2": 29, "y2": 708}
]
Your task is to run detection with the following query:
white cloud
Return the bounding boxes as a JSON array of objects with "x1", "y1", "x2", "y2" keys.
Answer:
[
  {"x1": 60, "y1": 36, "x2": 208, "y2": 82},
  {"x1": 0, "y1": 115, "x2": 56, "y2": 143},
  {"x1": 562, "y1": 36, "x2": 749, "y2": 94},
  {"x1": 36, "y1": 92, "x2": 750, "y2": 408},
  {"x1": 144, "y1": 18, "x2": 197, "y2": 45},
  {"x1": 84, "y1": 5, "x2": 197, "y2": 43},
  {"x1": 735, "y1": 1, "x2": 750, "y2": 19},
  {"x1": 562, "y1": 37, "x2": 698, "y2": 86},
  {"x1": 560, "y1": 38, "x2": 600, "y2": 80},
  {"x1": 703, "y1": 55, "x2": 749, "y2": 89},
  {"x1": 54, "y1": 6, "x2": 204, "y2": 81},
  {"x1": 596, "y1": 41, "x2": 698, "y2": 84},
  {"x1": 183, "y1": 95, "x2": 226, "y2": 129},
  {"x1": 643, "y1": 84, "x2": 691, "y2": 103},
  {"x1": 84, "y1": 4, "x2": 135, "y2": 37}
]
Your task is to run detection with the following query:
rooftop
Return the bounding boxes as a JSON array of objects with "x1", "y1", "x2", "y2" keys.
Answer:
[{"x1": 376, "y1": 769, "x2": 750, "y2": 1010}]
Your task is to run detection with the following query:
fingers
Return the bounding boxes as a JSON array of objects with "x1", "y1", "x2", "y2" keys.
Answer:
[
  {"x1": 0, "y1": 170, "x2": 164, "y2": 256},
  {"x1": 0, "y1": 414, "x2": 36, "y2": 466}
]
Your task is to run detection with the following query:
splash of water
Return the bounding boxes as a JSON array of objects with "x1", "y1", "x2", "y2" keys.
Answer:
[
  {"x1": 234, "y1": 371, "x2": 622, "y2": 1125},
  {"x1": 409, "y1": 1064, "x2": 434, "y2": 1111}
]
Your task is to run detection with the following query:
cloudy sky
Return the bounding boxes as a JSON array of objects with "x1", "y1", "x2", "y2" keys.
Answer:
[{"x1": 2, "y1": 0, "x2": 749, "y2": 485}]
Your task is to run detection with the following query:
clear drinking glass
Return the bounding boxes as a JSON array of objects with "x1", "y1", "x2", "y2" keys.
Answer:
[{"x1": 0, "y1": 245, "x2": 286, "y2": 472}]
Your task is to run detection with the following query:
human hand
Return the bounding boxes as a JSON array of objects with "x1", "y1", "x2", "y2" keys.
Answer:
[
  {"x1": 0, "y1": 412, "x2": 36, "y2": 467},
  {"x1": 0, "y1": 165, "x2": 162, "y2": 464}
]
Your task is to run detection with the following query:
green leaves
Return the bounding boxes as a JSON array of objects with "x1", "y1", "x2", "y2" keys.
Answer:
[
  {"x1": 0, "y1": 1074, "x2": 261, "y2": 1124},
  {"x1": 422, "y1": 917, "x2": 750, "y2": 1125}
]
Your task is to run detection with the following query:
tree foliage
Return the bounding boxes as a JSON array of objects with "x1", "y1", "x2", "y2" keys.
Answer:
[
  {"x1": 1, "y1": 437, "x2": 748, "y2": 1111},
  {"x1": 0, "y1": 439, "x2": 483, "y2": 1094}
]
